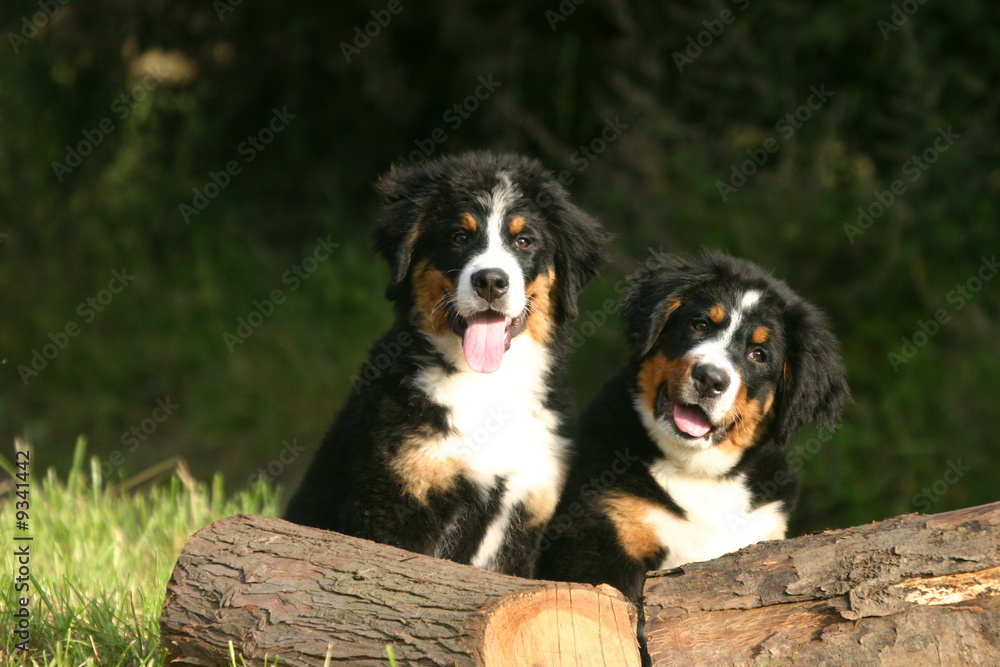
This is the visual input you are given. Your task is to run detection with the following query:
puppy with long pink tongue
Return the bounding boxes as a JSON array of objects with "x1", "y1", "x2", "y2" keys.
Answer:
[
  {"x1": 672, "y1": 404, "x2": 713, "y2": 439},
  {"x1": 462, "y1": 312, "x2": 513, "y2": 373}
]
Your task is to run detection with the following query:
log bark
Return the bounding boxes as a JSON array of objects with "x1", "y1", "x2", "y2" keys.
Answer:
[
  {"x1": 160, "y1": 503, "x2": 1000, "y2": 666},
  {"x1": 159, "y1": 514, "x2": 640, "y2": 666},
  {"x1": 643, "y1": 501, "x2": 1000, "y2": 666}
]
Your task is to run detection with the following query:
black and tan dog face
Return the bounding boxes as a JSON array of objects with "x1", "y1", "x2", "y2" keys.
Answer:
[
  {"x1": 374, "y1": 152, "x2": 608, "y2": 373},
  {"x1": 622, "y1": 252, "x2": 848, "y2": 458}
]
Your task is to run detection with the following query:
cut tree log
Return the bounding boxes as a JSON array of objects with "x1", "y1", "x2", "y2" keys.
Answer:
[
  {"x1": 159, "y1": 514, "x2": 641, "y2": 666},
  {"x1": 644, "y1": 501, "x2": 1000, "y2": 666},
  {"x1": 160, "y1": 502, "x2": 1000, "y2": 666}
]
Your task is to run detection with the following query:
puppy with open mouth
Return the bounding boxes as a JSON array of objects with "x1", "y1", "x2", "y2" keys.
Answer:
[
  {"x1": 284, "y1": 151, "x2": 609, "y2": 577},
  {"x1": 537, "y1": 250, "x2": 849, "y2": 661}
]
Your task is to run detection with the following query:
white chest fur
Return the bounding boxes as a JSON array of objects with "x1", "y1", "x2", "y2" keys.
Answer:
[
  {"x1": 414, "y1": 333, "x2": 567, "y2": 569},
  {"x1": 645, "y1": 458, "x2": 787, "y2": 569}
]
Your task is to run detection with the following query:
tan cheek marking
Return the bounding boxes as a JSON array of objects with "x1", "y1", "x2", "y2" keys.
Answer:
[
  {"x1": 390, "y1": 441, "x2": 467, "y2": 505},
  {"x1": 602, "y1": 491, "x2": 663, "y2": 562},
  {"x1": 752, "y1": 326, "x2": 771, "y2": 344},
  {"x1": 637, "y1": 353, "x2": 692, "y2": 415},
  {"x1": 460, "y1": 213, "x2": 477, "y2": 232},
  {"x1": 508, "y1": 215, "x2": 526, "y2": 236},
  {"x1": 709, "y1": 303, "x2": 726, "y2": 324},
  {"x1": 411, "y1": 260, "x2": 454, "y2": 335},
  {"x1": 525, "y1": 269, "x2": 556, "y2": 344},
  {"x1": 524, "y1": 487, "x2": 559, "y2": 528},
  {"x1": 719, "y1": 386, "x2": 776, "y2": 456}
]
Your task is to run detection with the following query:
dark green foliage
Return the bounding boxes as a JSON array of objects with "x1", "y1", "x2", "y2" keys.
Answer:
[{"x1": 2, "y1": 0, "x2": 997, "y2": 534}]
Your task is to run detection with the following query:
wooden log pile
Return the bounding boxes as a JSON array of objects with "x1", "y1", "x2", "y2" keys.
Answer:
[{"x1": 161, "y1": 502, "x2": 1000, "y2": 666}]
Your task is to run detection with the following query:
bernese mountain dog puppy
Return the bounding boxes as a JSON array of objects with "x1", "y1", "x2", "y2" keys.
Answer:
[
  {"x1": 285, "y1": 151, "x2": 610, "y2": 577},
  {"x1": 537, "y1": 251, "x2": 849, "y2": 660}
]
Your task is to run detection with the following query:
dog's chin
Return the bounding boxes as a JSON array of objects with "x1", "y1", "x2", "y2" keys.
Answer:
[{"x1": 653, "y1": 384, "x2": 730, "y2": 449}]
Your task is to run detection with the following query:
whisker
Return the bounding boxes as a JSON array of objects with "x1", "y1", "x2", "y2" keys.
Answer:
[
  {"x1": 731, "y1": 402, "x2": 746, "y2": 424},
  {"x1": 430, "y1": 293, "x2": 451, "y2": 316}
]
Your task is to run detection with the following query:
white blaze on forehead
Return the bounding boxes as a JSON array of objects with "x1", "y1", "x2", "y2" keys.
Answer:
[
  {"x1": 688, "y1": 289, "x2": 763, "y2": 422},
  {"x1": 456, "y1": 173, "x2": 527, "y2": 317},
  {"x1": 740, "y1": 290, "x2": 762, "y2": 310},
  {"x1": 476, "y1": 172, "x2": 521, "y2": 236}
]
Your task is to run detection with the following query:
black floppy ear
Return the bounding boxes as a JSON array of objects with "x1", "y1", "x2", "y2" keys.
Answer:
[
  {"x1": 544, "y1": 188, "x2": 611, "y2": 320},
  {"x1": 619, "y1": 255, "x2": 705, "y2": 358},
  {"x1": 773, "y1": 301, "x2": 850, "y2": 444},
  {"x1": 372, "y1": 163, "x2": 440, "y2": 301}
]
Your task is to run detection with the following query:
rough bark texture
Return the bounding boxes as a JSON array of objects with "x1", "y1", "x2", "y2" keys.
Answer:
[
  {"x1": 644, "y1": 501, "x2": 1000, "y2": 666},
  {"x1": 159, "y1": 514, "x2": 640, "y2": 666},
  {"x1": 161, "y1": 503, "x2": 1000, "y2": 666}
]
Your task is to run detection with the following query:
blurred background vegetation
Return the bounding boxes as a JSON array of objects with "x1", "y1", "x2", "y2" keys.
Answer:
[{"x1": 2, "y1": 0, "x2": 997, "y2": 535}]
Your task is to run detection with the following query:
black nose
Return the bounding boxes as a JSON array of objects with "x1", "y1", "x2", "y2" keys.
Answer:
[
  {"x1": 471, "y1": 269, "x2": 509, "y2": 303},
  {"x1": 692, "y1": 363, "x2": 730, "y2": 398}
]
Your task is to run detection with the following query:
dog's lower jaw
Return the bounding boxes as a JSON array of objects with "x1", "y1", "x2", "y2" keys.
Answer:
[
  {"x1": 634, "y1": 398, "x2": 744, "y2": 478},
  {"x1": 652, "y1": 384, "x2": 731, "y2": 449}
]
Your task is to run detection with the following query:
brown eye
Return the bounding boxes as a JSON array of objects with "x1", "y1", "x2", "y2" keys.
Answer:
[
  {"x1": 452, "y1": 231, "x2": 469, "y2": 246},
  {"x1": 514, "y1": 236, "x2": 532, "y2": 249},
  {"x1": 749, "y1": 348, "x2": 767, "y2": 363},
  {"x1": 691, "y1": 319, "x2": 708, "y2": 332}
]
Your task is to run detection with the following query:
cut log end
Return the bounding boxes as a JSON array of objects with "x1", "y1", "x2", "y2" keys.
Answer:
[
  {"x1": 159, "y1": 515, "x2": 641, "y2": 667},
  {"x1": 482, "y1": 584, "x2": 639, "y2": 667}
]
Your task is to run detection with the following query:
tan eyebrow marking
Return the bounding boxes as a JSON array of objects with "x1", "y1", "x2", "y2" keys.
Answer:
[{"x1": 508, "y1": 216, "x2": 526, "y2": 236}]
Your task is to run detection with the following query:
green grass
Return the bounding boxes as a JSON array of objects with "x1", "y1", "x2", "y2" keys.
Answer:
[{"x1": 1, "y1": 437, "x2": 282, "y2": 666}]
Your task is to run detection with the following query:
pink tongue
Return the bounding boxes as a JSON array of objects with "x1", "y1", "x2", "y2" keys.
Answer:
[
  {"x1": 673, "y1": 405, "x2": 713, "y2": 438},
  {"x1": 462, "y1": 313, "x2": 510, "y2": 373}
]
